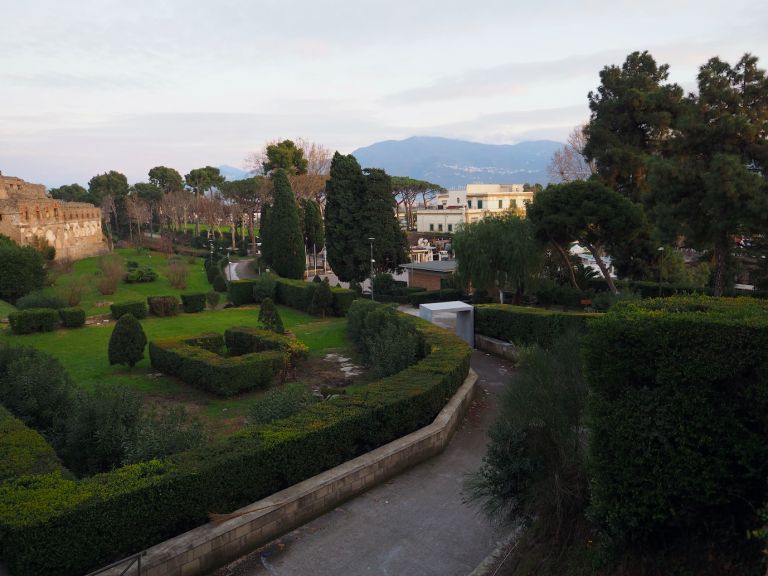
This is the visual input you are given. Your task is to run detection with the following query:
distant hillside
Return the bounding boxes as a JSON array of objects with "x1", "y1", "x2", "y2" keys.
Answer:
[
  {"x1": 218, "y1": 165, "x2": 250, "y2": 181},
  {"x1": 352, "y1": 136, "x2": 562, "y2": 188}
]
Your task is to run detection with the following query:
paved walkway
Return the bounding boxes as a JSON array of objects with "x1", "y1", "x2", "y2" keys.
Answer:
[{"x1": 213, "y1": 350, "x2": 513, "y2": 576}]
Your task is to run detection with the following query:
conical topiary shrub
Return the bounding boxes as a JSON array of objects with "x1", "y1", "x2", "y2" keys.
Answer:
[
  {"x1": 108, "y1": 313, "x2": 147, "y2": 369},
  {"x1": 258, "y1": 297, "x2": 284, "y2": 334}
]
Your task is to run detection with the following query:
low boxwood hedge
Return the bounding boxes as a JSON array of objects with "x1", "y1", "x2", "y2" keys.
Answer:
[
  {"x1": 7, "y1": 308, "x2": 59, "y2": 334},
  {"x1": 147, "y1": 296, "x2": 179, "y2": 317},
  {"x1": 228, "y1": 279, "x2": 258, "y2": 306},
  {"x1": 584, "y1": 296, "x2": 768, "y2": 562},
  {"x1": 274, "y1": 277, "x2": 356, "y2": 316},
  {"x1": 58, "y1": 307, "x2": 85, "y2": 329},
  {"x1": 474, "y1": 304, "x2": 598, "y2": 347},
  {"x1": 0, "y1": 312, "x2": 471, "y2": 576},
  {"x1": 408, "y1": 288, "x2": 464, "y2": 307},
  {"x1": 180, "y1": 293, "x2": 206, "y2": 313},
  {"x1": 0, "y1": 405, "x2": 68, "y2": 483},
  {"x1": 110, "y1": 301, "x2": 147, "y2": 320}
]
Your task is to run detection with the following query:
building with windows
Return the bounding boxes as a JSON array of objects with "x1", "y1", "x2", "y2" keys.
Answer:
[
  {"x1": 415, "y1": 184, "x2": 534, "y2": 233},
  {"x1": 0, "y1": 173, "x2": 106, "y2": 260}
]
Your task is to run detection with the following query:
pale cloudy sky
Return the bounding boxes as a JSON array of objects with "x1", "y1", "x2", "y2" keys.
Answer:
[{"x1": 1, "y1": 0, "x2": 766, "y2": 186}]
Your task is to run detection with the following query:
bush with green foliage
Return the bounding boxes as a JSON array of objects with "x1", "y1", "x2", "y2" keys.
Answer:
[
  {"x1": 533, "y1": 281, "x2": 593, "y2": 308},
  {"x1": 583, "y1": 296, "x2": 768, "y2": 569},
  {"x1": 15, "y1": 291, "x2": 66, "y2": 310},
  {"x1": 0, "y1": 314, "x2": 471, "y2": 576},
  {"x1": 124, "y1": 266, "x2": 157, "y2": 284},
  {"x1": 212, "y1": 272, "x2": 227, "y2": 293},
  {"x1": 258, "y1": 298, "x2": 284, "y2": 333},
  {"x1": 7, "y1": 308, "x2": 59, "y2": 334},
  {"x1": 58, "y1": 307, "x2": 86, "y2": 328},
  {"x1": 0, "y1": 405, "x2": 67, "y2": 482},
  {"x1": 0, "y1": 237, "x2": 46, "y2": 303},
  {"x1": 475, "y1": 304, "x2": 597, "y2": 347},
  {"x1": 309, "y1": 280, "x2": 334, "y2": 317},
  {"x1": 205, "y1": 290, "x2": 220, "y2": 309},
  {"x1": 108, "y1": 314, "x2": 147, "y2": 369},
  {"x1": 122, "y1": 405, "x2": 207, "y2": 465},
  {"x1": 228, "y1": 279, "x2": 258, "y2": 306},
  {"x1": 347, "y1": 300, "x2": 425, "y2": 378},
  {"x1": 274, "y1": 276, "x2": 356, "y2": 316},
  {"x1": 408, "y1": 288, "x2": 463, "y2": 306},
  {"x1": 247, "y1": 382, "x2": 316, "y2": 426},
  {"x1": 180, "y1": 293, "x2": 205, "y2": 313},
  {"x1": 252, "y1": 274, "x2": 277, "y2": 303},
  {"x1": 146, "y1": 296, "x2": 179, "y2": 317},
  {"x1": 109, "y1": 301, "x2": 147, "y2": 320},
  {"x1": 465, "y1": 332, "x2": 587, "y2": 529}
]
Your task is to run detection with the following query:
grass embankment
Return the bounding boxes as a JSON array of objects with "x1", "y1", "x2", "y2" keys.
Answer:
[
  {"x1": 0, "y1": 305, "x2": 348, "y2": 436},
  {"x1": 46, "y1": 248, "x2": 210, "y2": 317},
  {"x1": 0, "y1": 300, "x2": 15, "y2": 321}
]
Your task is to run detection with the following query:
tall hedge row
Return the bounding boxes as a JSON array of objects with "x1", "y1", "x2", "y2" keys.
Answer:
[
  {"x1": 583, "y1": 297, "x2": 768, "y2": 559},
  {"x1": 274, "y1": 277, "x2": 356, "y2": 316},
  {"x1": 0, "y1": 316, "x2": 471, "y2": 576},
  {"x1": 474, "y1": 304, "x2": 598, "y2": 347}
]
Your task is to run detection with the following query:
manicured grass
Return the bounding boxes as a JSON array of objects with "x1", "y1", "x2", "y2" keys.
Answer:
[
  {"x1": 47, "y1": 248, "x2": 211, "y2": 316},
  {"x1": 0, "y1": 305, "x2": 349, "y2": 435},
  {"x1": 0, "y1": 300, "x2": 15, "y2": 321}
]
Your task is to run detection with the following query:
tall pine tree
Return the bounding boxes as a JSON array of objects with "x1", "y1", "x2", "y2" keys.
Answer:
[{"x1": 269, "y1": 169, "x2": 305, "y2": 279}]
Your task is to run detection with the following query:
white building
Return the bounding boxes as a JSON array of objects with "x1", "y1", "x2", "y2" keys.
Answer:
[{"x1": 415, "y1": 183, "x2": 534, "y2": 233}]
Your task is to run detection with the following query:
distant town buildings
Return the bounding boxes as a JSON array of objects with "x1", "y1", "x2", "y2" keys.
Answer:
[
  {"x1": 415, "y1": 184, "x2": 533, "y2": 233},
  {"x1": 0, "y1": 173, "x2": 106, "y2": 259}
]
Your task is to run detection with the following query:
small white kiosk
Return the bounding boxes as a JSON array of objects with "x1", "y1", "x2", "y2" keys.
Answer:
[{"x1": 418, "y1": 301, "x2": 475, "y2": 347}]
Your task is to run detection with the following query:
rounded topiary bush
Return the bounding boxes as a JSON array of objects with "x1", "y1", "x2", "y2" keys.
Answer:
[
  {"x1": 108, "y1": 313, "x2": 147, "y2": 368},
  {"x1": 258, "y1": 297, "x2": 284, "y2": 333}
]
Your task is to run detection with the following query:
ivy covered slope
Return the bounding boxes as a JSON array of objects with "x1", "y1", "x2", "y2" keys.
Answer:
[{"x1": 0, "y1": 311, "x2": 471, "y2": 576}]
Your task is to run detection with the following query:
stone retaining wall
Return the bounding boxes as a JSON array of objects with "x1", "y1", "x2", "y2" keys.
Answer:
[{"x1": 97, "y1": 369, "x2": 479, "y2": 576}]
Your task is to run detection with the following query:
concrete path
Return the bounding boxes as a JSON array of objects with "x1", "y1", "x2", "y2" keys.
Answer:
[
  {"x1": 213, "y1": 350, "x2": 513, "y2": 576},
  {"x1": 225, "y1": 260, "x2": 258, "y2": 281}
]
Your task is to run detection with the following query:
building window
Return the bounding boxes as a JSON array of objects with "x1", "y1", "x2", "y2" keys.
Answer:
[
  {"x1": 429, "y1": 224, "x2": 434, "y2": 231},
  {"x1": 467, "y1": 200, "x2": 472, "y2": 208},
  {"x1": 456, "y1": 197, "x2": 460, "y2": 204},
  {"x1": 438, "y1": 223, "x2": 443, "y2": 232},
  {"x1": 477, "y1": 200, "x2": 483, "y2": 209},
  {"x1": 448, "y1": 223, "x2": 453, "y2": 232},
  {"x1": 511, "y1": 199, "x2": 517, "y2": 208},
  {"x1": 498, "y1": 199, "x2": 503, "y2": 209}
]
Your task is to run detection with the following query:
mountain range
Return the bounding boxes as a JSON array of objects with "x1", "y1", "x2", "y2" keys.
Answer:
[
  {"x1": 218, "y1": 165, "x2": 251, "y2": 181},
  {"x1": 352, "y1": 136, "x2": 562, "y2": 189}
]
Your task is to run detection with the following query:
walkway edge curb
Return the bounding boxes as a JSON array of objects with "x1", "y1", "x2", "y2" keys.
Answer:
[{"x1": 98, "y1": 368, "x2": 480, "y2": 576}]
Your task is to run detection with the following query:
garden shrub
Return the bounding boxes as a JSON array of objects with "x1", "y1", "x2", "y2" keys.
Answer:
[
  {"x1": 122, "y1": 405, "x2": 207, "y2": 466},
  {"x1": 124, "y1": 266, "x2": 157, "y2": 284},
  {"x1": 583, "y1": 296, "x2": 768, "y2": 568},
  {"x1": 212, "y1": 272, "x2": 227, "y2": 293},
  {"x1": 408, "y1": 288, "x2": 464, "y2": 306},
  {"x1": 205, "y1": 290, "x2": 220, "y2": 309},
  {"x1": 7, "y1": 308, "x2": 59, "y2": 334},
  {"x1": 108, "y1": 314, "x2": 147, "y2": 368},
  {"x1": 247, "y1": 382, "x2": 316, "y2": 426},
  {"x1": 165, "y1": 261, "x2": 187, "y2": 289},
  {"x1": 58, "y1": 307, "x2": 86, "y2": 328},
  {"x1": 274, "y1": 276, "x2": 356, "y2": 316},
  {"x1": 55, "y1": 274, "x2": 89, "y2": 306},
  {"x1": 251, "y1": 274, "x2": 277, "y2": 303},
  {"x1": 0, "y1": 405, "x2": 67, "y2": 482},
  {"x1": 110, "y1": 301, "x2": 147, "y2": 320},
  {"x1": 96, "y1": 255, "x2": 127, "y2": 295},
  {"x1": 0, "y1": 315, "x2": 471, "y2": 576},
  {"x1": 0, "y1": 237, "x2": 46, "y2": 303},
  {"x1": 474, "y1": 304, "x2": 597, "y2": 347},
  {"x1": 180, "y1": 293, "x2": 206, "y2": 313},
  {"x1": 147, "y1": 296, "x2": 179, "y2": 317},
  {"x1": 15, "y1": 290, "x2": 66, "y2": 310},
  {"x1": 228, "y1": 279, "x2": 258, "y2": 306},
  {"x1": 258, "y1": 298, "x2": 284, "y2": 334},
  {"x1": 308, "y1": 280, "x2": 334, "y2": 317}
]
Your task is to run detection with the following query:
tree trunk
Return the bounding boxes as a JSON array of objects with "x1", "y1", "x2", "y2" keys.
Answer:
[
  {"x1": 551, "y1": 238, "x2": 580, "y2": 290},
  {"x1": 585, "y1": 243, "x2": 617, "y2": 294},
  {"x1": 713, "y1": 240, "x2": 729, "y2": 297}
]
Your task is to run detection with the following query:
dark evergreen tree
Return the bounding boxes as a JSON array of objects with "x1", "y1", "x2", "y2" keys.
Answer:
[
  {"x1": 260, "y1": 202, "x2": 272, "y2": 265},
  {"x1": 258, "y1": 297, "x2": 284, "y2": 333},
  {"x1": 325, "y1": 153, "x2": 366, "y2": 282},
  {"x1": 302, "y1": 198, "x2": 325, "y2": 257},
  {"x1": 269, "y1": 169, "x2": 305, "y2": 279},
  {"x1": 362, "y1": 168, "x2": 408, "y2": 275},
  {"x1": 310, "y1": 280, "x2": 334, "y2": 317},
  {"x1": 262, "y1": 140, "x2": 308, "y2": 175},
  {"x1": 0, "y1": 235, "x2": 46, "y2": 303},
  {"x1": 108, "y1": 313, "x2": 147, "y2": 369}
]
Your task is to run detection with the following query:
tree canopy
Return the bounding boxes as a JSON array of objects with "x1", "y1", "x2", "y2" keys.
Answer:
[
  {"x1": 0, "y1": 235, "x2": 46, "y2": 303},
  {"x1": 184, "y1": 166, "x2": 225, "y2": 197},
  {"x1": 49, "y1": 183, "x2": 91, "y2": 204},
  {"x1": 390, "y1": 176, "x2": 445, "y2": 229},
  {"x1": 148, "y1": 166, "x2": 184, "y2": 194},
  {"x1": 88, "y1": 171, "x2": 129, "y2": 204},
  {"x1": 262, "y1": 140, "x2": 308, "y2": 175}
]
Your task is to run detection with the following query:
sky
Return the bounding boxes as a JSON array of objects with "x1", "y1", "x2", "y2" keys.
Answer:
[{"x1": 1, "y1": 0, "x2": 767, "y2": 187}]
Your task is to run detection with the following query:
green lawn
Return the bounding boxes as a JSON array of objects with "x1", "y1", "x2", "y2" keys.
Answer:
[
  {"x1": 0, "y1": 300, "x2": 15, "y2": 321},
  {"x1": 47, "y1": 248, "x2": 212, "y2": 316},
  {"x1": 0, "y1": 305, "x2": 349, "y2": 435}
]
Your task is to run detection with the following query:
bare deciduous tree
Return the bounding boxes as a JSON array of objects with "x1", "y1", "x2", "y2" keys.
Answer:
[{"x1": 548, "y1": 125, "x2": 596, "y2": 182}]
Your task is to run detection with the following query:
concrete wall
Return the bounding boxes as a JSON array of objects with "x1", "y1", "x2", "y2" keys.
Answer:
[{"x1": 97, "y1": 370, "x2": 479, "y2": 576}]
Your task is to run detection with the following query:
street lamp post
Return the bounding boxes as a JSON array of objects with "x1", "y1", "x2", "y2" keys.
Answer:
[
  {"x1": 657, "y1": 246, "x2": 665, "y2": 296},
  {"x1": 368, "y1": 237, "x2": 375, "y2": 301}
]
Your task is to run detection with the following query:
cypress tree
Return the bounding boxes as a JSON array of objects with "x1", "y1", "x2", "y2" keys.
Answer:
[
  {"x1": 108, "y1": 313, "x2": 147, "y2": 369},
  {"x1": 361, "y1": 168, "x2": 408, "y2": 274},
  {"x1": 269, "y1": 169, "x2": 305, "y2": 279},
  {"x1": 310, "y1": 279, "x2": 334, "y2": 317},
  {"x1": 259, "y1": 203, "x2": 272, "y2": 266},
  {"x1": 325, "y1": 153, "x2": 366, "y2": 282},
  {"x1": 258, "y1": 297, "x2": 284, "y2": 333}
]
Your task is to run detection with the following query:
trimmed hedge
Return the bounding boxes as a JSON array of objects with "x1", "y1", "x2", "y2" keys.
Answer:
[
  {"x1": 0, "y1": 405, "x2": 68, "y2": 483},
  {"x1": 180, "y1": 293, "x2": 206, "y2": 313},
  {"x1": 408, "y1": 288, "x2": 464, "y2": 306},
  {"x1": 274, "y1": 277, "x2": 356, "y2": 316},
  {"x1": 58, "y1": 307, "x2": 85, "y2": 329},
  {"x1": 149, "y1": 329, "x2": 292, "y2": 396},
  {"x1": 228, "y1": 279, "x2": 258, "y2": 306},
  {"x1": 7, "y1": 308, "x2": 58, "y2": 334},
  {"x1": 110, "y1": 301, "x2": 147, "y2": 320},
  {"x1": 586, "y1": 277, "x2": 768, "y2": 300},
  {"x1": 583, "y1": 296, "x2": 768, "y2": 559},
  {"x1": 0, "y1": 312, "x2": 471, "y2": 576},
  {"x1": 147, "y1": 296, "x2": 179, "y2": 317},
  {"x1": 474, "y1": 304, "x2": 598, "y2": 347}
]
